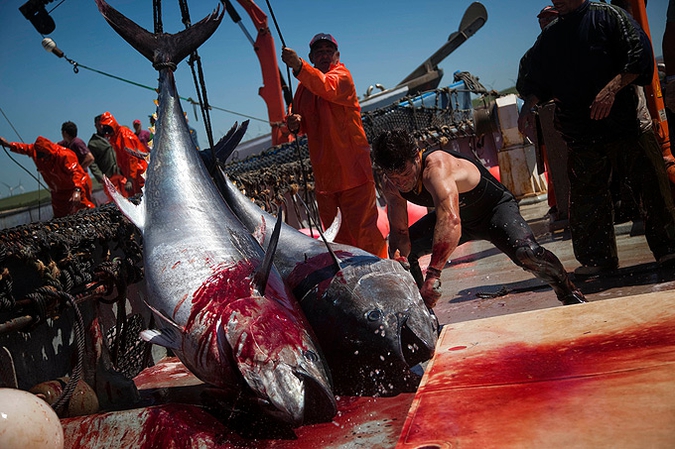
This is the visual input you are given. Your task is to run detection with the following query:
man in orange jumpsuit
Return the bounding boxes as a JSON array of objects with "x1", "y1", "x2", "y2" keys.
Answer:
[
  {"x1": 99, "y1": 111, "x2": 148, "y2": 197},
  {"x1": 281, "y1": 34, "x2": 387, "y2": 258},
  {"x1": 0, "y1": 136, "x2": 95, "y2": 218}
]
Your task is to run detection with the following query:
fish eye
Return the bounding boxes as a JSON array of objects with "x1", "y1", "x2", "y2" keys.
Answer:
[
  {"x1": 304, "y1": 350, "x2": 319, "y2": 362},
  {"x1": 367, "y1": 309, "x2": 383, "y2": 322}
]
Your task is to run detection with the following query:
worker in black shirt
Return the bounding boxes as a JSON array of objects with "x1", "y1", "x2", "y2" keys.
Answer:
[{"x1": 372, "y1": 129, "x2": 586, "y2": 309}]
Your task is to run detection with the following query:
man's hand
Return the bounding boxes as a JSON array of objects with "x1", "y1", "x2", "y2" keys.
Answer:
[
  {"x1": 70, "y1": 188, "x2": 81, "y2": 203},
  {"x1": 517, "y1": 107, "x2": 535, "y2": 135},
  {"x1": 124, "y1": 180, "x2": 133, "y2": 193},
  {"x1": 286, "y1": 114, "x2": 302, "y2": 134},
  {"x1": 0, "y1": 137, "x2": 9, "y2": 148},
  {"x1": 517, "y1": 95, "x2": 540, "y2": 136},
  {"x1": 392, "y1": 250, "x2": 410, "y2": 271},
  {"x1": 590, "y1": 86, "x2": 617, "y2": 120},
  {"x1": 69, "y1": 188, "x2": 82, "y2": 213},
  {"x1": 590, "y1": 72, "x2": 637, "y2": 120},
  {"x1": 281, "y1": 47, "x2": 302, "y2": 73},
  {"x1": 420, "y1": 267, "x2": 443, "y2": 308},
  {"x1": 420, "y1": 277, "x2": 442, "y2": 308}
]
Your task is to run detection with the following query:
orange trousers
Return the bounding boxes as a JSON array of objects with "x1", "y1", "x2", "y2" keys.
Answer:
[{"x1": 316, "y1": 182, "x2": 387, "y2": 258}]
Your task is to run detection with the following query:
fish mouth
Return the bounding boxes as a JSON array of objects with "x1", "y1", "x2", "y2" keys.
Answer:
[
  {"x1": 258, "y1": 370, "x2": 337, "y2": 427},
  {"x1": 337, "y1": 259, "x2": 439, "y2": 368},
  {"x1": 400, "y1": 313, "x2": 436, "y2": 367},
  {"x1": 300, "y1": 374, "x2": 338, "y2": 424}
]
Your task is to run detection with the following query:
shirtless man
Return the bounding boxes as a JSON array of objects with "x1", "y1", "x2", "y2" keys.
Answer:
[{"x1": 371, "y1": 129, "x2": 586, "y2": 308}]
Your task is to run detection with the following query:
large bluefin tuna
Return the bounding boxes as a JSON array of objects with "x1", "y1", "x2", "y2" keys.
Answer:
[
  {"x1": 95, "y1": 0, "x2": 336, "y2": 425},
  {"x1": 206, "y1": 124, "x2": 439, "y2": 395}
]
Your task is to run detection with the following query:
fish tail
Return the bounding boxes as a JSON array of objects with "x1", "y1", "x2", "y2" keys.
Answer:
[{"x1": 95, "y1": 0, "x2": 223, "y2": 69}]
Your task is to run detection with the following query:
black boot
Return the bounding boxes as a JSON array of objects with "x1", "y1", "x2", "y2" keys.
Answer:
[{"x1": 557, "y1": 289, "x2": 587, "y2": 305}]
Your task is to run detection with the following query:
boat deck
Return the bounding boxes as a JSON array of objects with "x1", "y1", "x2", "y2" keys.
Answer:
[{"x1": 60, "y1": 198, "x2": 675, "y2": 448}]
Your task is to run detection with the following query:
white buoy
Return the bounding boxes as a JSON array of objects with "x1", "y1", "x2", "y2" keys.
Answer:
[{"x1": 0, "y1": 388, "x2": 64, "y2": 449}]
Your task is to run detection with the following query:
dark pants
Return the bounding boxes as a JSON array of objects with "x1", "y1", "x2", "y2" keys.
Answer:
[
  {"x1": 407, "y1": 192, "x2": 578, "y2": 301},
  {"x1": 567, "y1": 129, "x2": 675, "y2": 266}
]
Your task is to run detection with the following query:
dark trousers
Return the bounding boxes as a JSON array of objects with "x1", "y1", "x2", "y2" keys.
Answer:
[
  {"x1": 407, "y1": 193, "x2": 578, "y2": 300},
  {"x1": 567, "y1": 129, "x2": 675, "y2": 266}
]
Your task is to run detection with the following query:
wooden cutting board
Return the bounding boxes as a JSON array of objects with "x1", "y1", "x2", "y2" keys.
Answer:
[{"x1": 397, "y1": 292, "x2": 675, "y2": 448}]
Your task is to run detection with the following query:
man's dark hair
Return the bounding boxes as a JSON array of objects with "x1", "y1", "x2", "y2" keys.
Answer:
[
  {"x1": 61, "y1": 121, "x2": 78, "y2": 138},
  {"x1": 371, "y1": 129, "x2": 419, "y2": 172}
]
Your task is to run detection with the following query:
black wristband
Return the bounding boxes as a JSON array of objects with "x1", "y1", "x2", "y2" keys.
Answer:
[{"x1": 426, "y1": 266, "x2": 442, "y2": 278}]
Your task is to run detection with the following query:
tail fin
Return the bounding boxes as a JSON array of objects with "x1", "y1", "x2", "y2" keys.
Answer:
[{"x1": 96, "y1": 0, "x2": 223, "y2": 69}]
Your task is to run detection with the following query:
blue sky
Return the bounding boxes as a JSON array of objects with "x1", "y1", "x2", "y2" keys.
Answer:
[{"x1": 0, "y1": 0, "x2": 668, "y2": 195}]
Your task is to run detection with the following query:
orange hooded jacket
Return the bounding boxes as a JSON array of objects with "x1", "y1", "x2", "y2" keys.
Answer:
[
  {"x1": 9, "y1": 136, "x2": 95, "y2": 218},
  {"x1": 292, "y1": 61, "x2": 374, "y2": 194},
  {"x1": 99, "y1": 111, "x2": 148, "y2": 196}
]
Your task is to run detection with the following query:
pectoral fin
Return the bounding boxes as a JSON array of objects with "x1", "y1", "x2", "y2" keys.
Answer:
[
  {"x1": 103, "y1": 175, "x2": 145, "y2": 233},
  {"x1": 140, "y1": 328, "x2": 181, "y2": 350}
]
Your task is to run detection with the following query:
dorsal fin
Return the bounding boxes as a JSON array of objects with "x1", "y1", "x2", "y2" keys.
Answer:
[
  {"x1": 252, "y1": 209, "x2": 284, "y2": 294},
  {"x1": 201, "y1": 120, "x2": 249, "y2": 172},
  {"x1": 323, "y1": 208, "x2": 342, "y2": 243},
  {"x1": 294, "y1": 194, "x2": 343, "y2": 271},
  {"x1": 213, "y1": 120, "x2": 249, "y2": 161}
]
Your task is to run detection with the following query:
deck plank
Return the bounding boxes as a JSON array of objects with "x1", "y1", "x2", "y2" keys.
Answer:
[{"x1": 397, "y1": 292, "x2": 675, "y2": 448}]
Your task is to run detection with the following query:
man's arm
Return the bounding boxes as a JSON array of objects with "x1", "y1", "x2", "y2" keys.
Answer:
[
  {"x1": 589, "y1": 72, "x2": 639, "y2": 120},
  {"x1": 88, "y1": 162, "x2": 104, "y2": 183},
  {"x1": 2, "y1": 140, "x2": 34, "y2": 158},
  {"x1": 81, "y1": 152, "x2": 95, "y2": 170},
  {"x1": 517, "y1": 93, "x2": 541, "y2": 136},
  {"x1": 423, "y1": 154, "x2": 462, "y2": 274},
  {"x1": 382, "y1": 178, "x2": 410, "y2": 259},
  {"x1": 282, "y1": 47, "x2": 356, "y2": 106},
  {"x1": 418, "y1": 153, "x2": 463, "y2": 308},
  {"x1": 69, "y1": 138, "x2": 94, "y2": 170}
]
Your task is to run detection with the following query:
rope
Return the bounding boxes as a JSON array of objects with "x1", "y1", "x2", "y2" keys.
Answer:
[
  {"x1": 263, "y1": 0, "x2": 293, "y2": 96},
  {"x1": 179, "y1": 0, "x2": 216, "y2": 149},
  {"x1": 46, "y1": 56, "x2": 268, "y2": 123},
  {"x1": 0, "y1": 267, "x2": 14, "y2": 312},
  {"x1": 188, "y1": 53, "x2": 215, "y2": 148},
  {"x1": 50, "y1": 292, "x2": 85, "y2": 413},
  {"x1": 261, "y1": 0, "x2": 321, "y2": 232},
  {"x1": 153, "y1": 0, "x2": 163, "y2": 34},
  {"x1": 23, "y1": 287, "x2": 51, "y2": 323}
]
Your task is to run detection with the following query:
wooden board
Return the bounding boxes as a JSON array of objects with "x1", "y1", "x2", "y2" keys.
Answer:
[{"x1": 397, "y1": 292, "x2": 675, "y2": 448}]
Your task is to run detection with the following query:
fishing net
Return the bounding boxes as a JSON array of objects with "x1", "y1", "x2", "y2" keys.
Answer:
[
  {"x1": 105, "y1": 313, "x2": 149, "y2": 380},
  {"x1": 0, "y1": 202, "x2": 149, "y2": 390}
]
